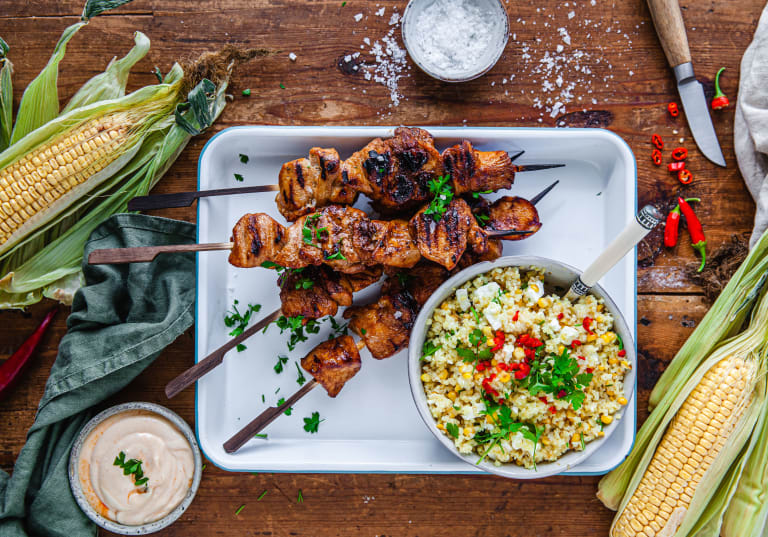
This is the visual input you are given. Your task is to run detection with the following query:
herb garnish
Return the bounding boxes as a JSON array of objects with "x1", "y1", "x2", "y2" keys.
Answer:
[
  {"x1": 491, "y1": 288, "x2": 508, "y2": 306},
  {"x1": 329, "y1": 317, "x2": 349, "y2": 337},
  {"x1": 423, "y1": 174, "x2": 454, "y2": 222},
  {"x1": 303, "y1": 411, "x2": 324, "y2": 433},
  {"x1": 254, "y1": 433, "x2": 268, "y2": 439},
  {"x1": 280, "y1": 82, "x2": 286, "y2": 89},
  {"x1": 295, "y1": 362, "x2": 306, "y2": 386},
  {"x1": 395, "y1": 272, "x2": 412, "y2": 286},
  {"x1": 580, "y1": 431, "x2": 585, "y2": 450},
  {"x1": 446, "y1": 422, "x2": 460, "y2": 439},
  {"x1": 224, "y1": 300, "x2": 262, "y2": 351},
  {"x1": 235, "y1": 504, "x2": 245, "y2": 516},
  {"x1": 239, "y1": 153, "x2": 249, "y2": 164},
  {"x1": 274, "y1": 354, "x2": 289, "y2": 374},
  {"x1": 471, "y1": 190, "x2": 493, "y2": 199},
  {"x1": 260, "y1": 261, "x2": 308, "y2": 288},
  {"x1": 457, "y1": 328, "x2": 492, "y2": 365},
  {"x1": 302, "y1": 214, "x2": 321, "y2": 246},
  {"x1": 277, "y1": 397, "x2": 293, "y2": 415},
  {"x1": 297, "y1": 489, "x2": 304, "y2": 503},
  {"x1": 474, "y1": 400, "x2": 543, "y2": 467},
  {"x1": 257, "y1": 490, "x2": 268, "y2": 501},
  {"x1": 113, "y1": 452, "x2": 148, "y2": 487},
  {"x1": 325, "y1": 241, "x2": 347, "y2": 261},
  {"x1": 474, "y1": 212, "x2": 490, "y2": 226},
  {"x1": 242, "y1": 88, "x2": 251, "y2": 96},
  {"x1": 470, "y1": 306, "x2": 480, "y2": 324},
  {"x1": 234, "y1": 173, "x2": 244, "y2": 182},
  {"x1": 421, "y1": 340, "x2": 441, "y2": 360},
  {"x1": 523, "y1": 347, "x2": 593, "y2": 410},
  {"x1": 268, "y1": 315, "x2": 323, "y2": 351},
  {"x1": 616, "y1": 333, "x2": 624, "y2": 351}
]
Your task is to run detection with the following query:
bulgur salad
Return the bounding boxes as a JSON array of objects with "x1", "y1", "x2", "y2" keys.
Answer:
[{"x1": 419, "y1": 266, "x2": 630, "y2": 469}]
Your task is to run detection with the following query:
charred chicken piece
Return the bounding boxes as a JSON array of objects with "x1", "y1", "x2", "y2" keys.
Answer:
[
  {"x1": 409, "y1": 198, "x2": 489, "y2": 270},
  {"x1": 344, "y1": 289, "x2": 419, "y2": 360},
  {"x1": 278, "y1": 265, "x2": 383, "y2": 319},
  {"x1": 443, "y1": 140, "x2": 517, "y2": 195},
  {"x1": 472, "y1": 196, "x2": 542, "y2": 241},
  {"x1": 301, "y1": 335, "x2": 362, "y2": 397}
]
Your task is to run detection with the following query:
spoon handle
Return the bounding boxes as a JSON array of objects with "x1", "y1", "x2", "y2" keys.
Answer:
[{"x1": 565, "y1": 205, "x2": 663, "y2": 301}]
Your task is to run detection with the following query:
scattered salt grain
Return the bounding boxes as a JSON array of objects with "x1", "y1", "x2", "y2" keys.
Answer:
[
  {"x1": 375, "y1": 7, "x2": 385, "y2": 16},
  {"x1": 288, "y1": 52, "x2": 297, "y2": 61},
  {"x1": 354, "y1": 13, "x2": 363, "y2": 22},
  {"x1": 568, "y1": 11, "x2": 575, "y2": 19}
]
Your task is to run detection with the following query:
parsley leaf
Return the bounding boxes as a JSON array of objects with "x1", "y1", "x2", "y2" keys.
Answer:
[
  {"x1": 234, "y1": 173, "x2": 244, "y2": 182},
  {"x1": 303, "y1": 411, "x2": 324, "y2": 433},
  {"x1": 113, "y1": 451, "x2": 149, "y2": 487},
  {"x1": 474, "y1": 212, "x2": 490, "y2": 226},
  {"x1": 446, "y1": 422, "x2": 460, "y2": 439},
  {"x1": 277, "y1": 397, "x2": 293, "y2": 415},
  {"x1": 239, "y1": 153, "x2": 249, "y2": 164},
  {"x1": 224, "y1": 300, "x2": 262, "y2": 349},
  {"x1": 295, "y1": 362, "x2": 306, "y2": 386},
  {"x1": 421, "y1": 340, "x2": 441, "y2": 360},
  {"x1": 325, "y1": 240, "x2": 347, "y2": 261},
  {"x1": 329, "y1": 317, "x2": 348, "y2": 337},
  {"x1": 260, "y1": 261, "x2": 305, "y2": 288},
  {"x1": 267, "y1": 315, "x2": 324, "y2": 351},
  {"x1": 274, "y1": 354, "x2": 289, "y2": 374},
  {"x1": 470, "y1": 306, "x2": 480, "y2": 323},
  {"x1": 471, "y1": 189, "x2": 493, "y2": 199},
  {"x1": 423, "y1": 174, "x2": 454, "y2": 222},
  {"x1": 302, "y1": 214, "x2": 321, "y2": 247}
]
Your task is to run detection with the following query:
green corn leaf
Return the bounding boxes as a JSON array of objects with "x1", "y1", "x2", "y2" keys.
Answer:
[
  {"x1": 63, "y1": 31, "x2": 150, "y2": 113},
  {"x1": 81, "y1": 0, "x2": 134, "y2": 20},
  {"x1": 0, "y1": 42, "x2": 12, "y2": 152}
]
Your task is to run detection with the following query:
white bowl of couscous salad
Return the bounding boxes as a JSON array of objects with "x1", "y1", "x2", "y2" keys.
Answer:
[{"x1": 408, "y1": 256, "x2": 635, "y2": 479}]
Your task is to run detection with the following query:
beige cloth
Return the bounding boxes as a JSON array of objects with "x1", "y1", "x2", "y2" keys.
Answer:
[{"x1": 736, "y1": 5, "x2": 768, "y2": 247}]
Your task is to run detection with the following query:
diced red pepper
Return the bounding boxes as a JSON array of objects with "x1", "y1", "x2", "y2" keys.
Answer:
[
  {"x1": 539, "y1": 396, "x2": 548, "y2": 403},
  {"x1": 571, "y1": 340, "x2": 582, "y2": 348},
  {"x1": 548, "y1": 405, "x2": 557, "y2": 414},
  {"x1": 476, "y1": 363, "x2": 485, "y2": 372},
  {"x1": 586, "y1": 367, "x2": 594, "y2": 373},
  {"x1": 678, "y1": 169, "x2": 693, "y2": 185},
  {"x1": 652, "y1": 134, "x2": 664, "y2": 149},
  {"x1": 668, "y1": 161, "x2": 685, "y2": 172},
  {"x1": 667, "y1": 102, "x2": 679, "y2": 117},
  {"x1": 557, "y1": 389, "x2": 567, "y2": 399},
  {"x1": 618, "y1": 350, "x2": 627, "y2": 357},
  {"x1": 510, "y1": 363, "x2": 520, "y2": 370},
  {"x1": 512, "y1": 311, "x2": 519, "y2": 322},
  {"x1": 671, "y1": 147, "x2": 688, "y2": 161},
  {"x1": 651, "y1": 149, "x2": 662, "y2": 166},
  {"x1": 491, "y1": 330, "x2": 505, "y2": 352},
  {"x1": 514, "y1": 363, "x2": 531, "y2": 379},
  {"x1": 557, "y1": 312, "x2": 564, "y2": 320},
  {"x1": 583, "y1": 317, "x2": 594, "y2": 335},
  {"x1": 577, "y1": 355, "x2": 586, "y2": 361}
]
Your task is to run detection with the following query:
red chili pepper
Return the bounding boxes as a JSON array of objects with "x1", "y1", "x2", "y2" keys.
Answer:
[
  {"x1": 538, "y1": 396, "x2": 548, "y2": 403},
  {"x1": 668, "y1": 161, "x2": 685, "y2": 172},
  {"x1": 671, "y1": 147, "x2": 688, "y2": 161},
  {"x1": 0, "y1": 307, "x2": 58, "y2": 400},
  {"x1": 664, "y1": 197, "x2": 700, "y2": 248},
  {"x1": 514, "y1": 363, "x2": 531, "y2": 379},
  {"x1": 512, "y1": 310, "x2": 519, "y2": 322},
  {"x1": 578, "y1": 355, "x2": 586, "y2": 361},
  {"x1": 491, "y1": 330, "x2": 505, "y2": 352},
  {"x1": 582, "y1": 317, "x2": 594, "y2": 335},
  {"x1": 667, "y1": 102, "x2": 679, "y2": 117},
  {"x1": 586, "y1": 367, "x2": 594, "y2": 373},
  {"x1": 618, "y1": 350, "x2": 627, "y2": 357},
  {"x1": 651, "y1": 149, "x2": 662, "y2": 166},
  {"x1": 557, "y1": 312, "x2": 564, "y2": 320},
  {"x1": 678, "y1": 169, "x2": 693, "y2": 185},
  {"x1": 678, "y1": 197, "x2": 707, "y2": 272},
  {"x1": 651, "y1": 134, "x2": 664, "y2": 149},
  {"x1": 711, "y1": 67, "x2": 730, "y2": 110},
  {"x1": 509, "y1": 363, "x2": 520, "y2": 370},
  {"x1": 571, "y1": 340, "x2": 582, "y2": 348}
]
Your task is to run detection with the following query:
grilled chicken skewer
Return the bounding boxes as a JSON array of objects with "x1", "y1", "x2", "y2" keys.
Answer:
[
  {"x1": 127, "y1": 127, "x2": 562, "y2": 216},
  {"x1": 221, "y1": 185, "x2": 558, "y2": 453}
]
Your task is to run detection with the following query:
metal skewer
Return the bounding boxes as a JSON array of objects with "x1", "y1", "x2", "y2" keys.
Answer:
[{"x1": 163, "y1": 180, "x2": 560, "y2": 400}]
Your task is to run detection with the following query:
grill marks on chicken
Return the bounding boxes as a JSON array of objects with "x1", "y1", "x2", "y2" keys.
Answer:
[
  {"x1": 276, "y1": 127, "x2": 524, "y2": 221},
  {"x1": 475, "y1": 196, "x2": 542, "y2": 241},
  {"x1": 300, "y1": 335, "x2": 362, "y2": 397},
  {"x1": 228, "y1": 198, "x2": 521, "y2": 273}
]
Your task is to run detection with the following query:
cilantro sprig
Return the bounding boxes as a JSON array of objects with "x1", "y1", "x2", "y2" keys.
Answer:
[
  {"x1": 224, "y1": 300, "x2": 262, "y2": 352},
  {"x1": 303, "y1": 411, "x2": 324, "y2": 433},
  {"x1": 113, "y1": 452, "x2": 149, "y2": 487},
  {"x1": 423, "y1": 174, "x2": 454, "y2": 222}
]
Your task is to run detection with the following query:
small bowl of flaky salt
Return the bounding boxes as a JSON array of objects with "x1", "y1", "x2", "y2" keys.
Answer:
[{"x1": 402, "y1": 0, "x2": 509, "y2": 82}]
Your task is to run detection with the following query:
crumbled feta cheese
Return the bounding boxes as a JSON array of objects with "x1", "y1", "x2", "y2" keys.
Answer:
[
  {"x1": 456, "y1": 288, "x2": 470, "y2": 311},
  {"x1": 560, "y1": 325, "x2": 580, "y2": 344},
  {"x1": 523, "y1": 280, "x2": 544, "y2": 303},
  {"x1": 472, "y1": 282, "x2": 501, "y2": 310},
  {"x1": 483, "y1": 302, "x2": 503, "y2": 331},
  {"x1": 547, "y1": 319, "x2": 561, "y2": 333}
]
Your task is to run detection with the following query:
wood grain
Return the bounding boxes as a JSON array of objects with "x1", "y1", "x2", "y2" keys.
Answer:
[
  {"x1": 0, "y1": 0, "x2": 761, "y2": 535},
  {"x1": 646, "y1": 0, "x2": 692, "y2": 67}
]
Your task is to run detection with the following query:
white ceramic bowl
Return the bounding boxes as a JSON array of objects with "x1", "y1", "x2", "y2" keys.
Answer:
[
  {"x1": 408, "y1": 256, "x2": 636, "y2": 479},
  {"x1": 401, "y1": 0, "x2": 509, "y2": 82},
  {"x1": 68, "y1": 402, "x2": 202, "y2": 534}
]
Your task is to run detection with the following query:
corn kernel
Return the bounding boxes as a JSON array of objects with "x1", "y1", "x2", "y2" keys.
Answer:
[
  {"x1": 618, "y1": 397, "x2": 628, "y2": 405},
  {"x1": 486, "y1": 415, "x2": 494, "y2": 424},
  {"x1": 601, "y1": 332, "x2": 616, "y2": 343},
  {"x1": 598, "y1": 431, "x2": 605, "y2": 437},
  {"x1": 482, "y1": 326, "x2": 493, "y2": 337},
  {"x1": 608, "y1": 358, "x2": 619, "y2": 365},
  {"x1": 621, "y1": 360, "x2": 631, "y2": 368},
  {"x1": 537, "y1": 297, "x2": 550, "y2": 308},
  {"x1": 491, "y1": 359, "x2": 498, "y2": 366},
  {"x1": 541, "y1": 437, "x2": 550, "y2": 446},
  {"x1": 439, "y1": 370, "x2": 448, "y2": 380},
  {"x1": 474, "y1": 373, "x2": 484, "y2": 381},
  {"x1": 463, "y1": 427, "x2": 473, "y2": 436},
  {"x1": 571, "y1": 433, "x2": 581, "y2": 443},
  {"x1": 557, "y1": 345, "x2": 564, "y2": 354},
  {"x1": 607, "y1": 389, "x2": 615, "y2": 397},
  {"x1": 462, "y1": 372, "x2": 472, "y2": 379},
  {"x1": 598, "y1": 365, "x2": 606, "y2": 372},
  {"x1": 487, "y1": 338, "x2": 495, "y2": 347},
  {"x1": 421, "y1": 373, "x2": 430, "y2": 382},
  {"x1": 587, "y1": 334, "x2": 597, "y2": 342},
  {"x1": 437, "y1": 423, "x2": 445, "y2": 431},
  {"x1": 447, "y1": 391, "x2": 457, "y2": 401},
  {"x1": 601, "y1": 415, "x2": 613, "y2": 425},
  {"x1": 499, "y1": 372, "x2": 510, "y2": 383},
  {"x1": 596, "y1": 315, "x2": 604, "y2": 323}
]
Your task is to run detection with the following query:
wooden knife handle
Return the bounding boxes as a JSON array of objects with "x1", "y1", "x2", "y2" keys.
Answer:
[{"x1": 646, "y1": 0, "x2": 691, "y2": 67}]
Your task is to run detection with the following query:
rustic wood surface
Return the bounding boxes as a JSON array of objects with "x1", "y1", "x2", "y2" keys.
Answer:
[{"x1": 0, "y1": 0, "x2": 762, "y2": 535}]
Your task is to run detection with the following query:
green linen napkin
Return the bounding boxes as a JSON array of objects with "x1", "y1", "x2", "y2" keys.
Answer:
[{"x1": 0, "y1": 213, "x2": 196, "y2": 536}]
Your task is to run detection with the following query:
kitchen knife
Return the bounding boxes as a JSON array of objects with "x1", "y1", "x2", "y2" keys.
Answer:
[{"x1": 646, "y1": 0, "x2": 726, "y2": 167}]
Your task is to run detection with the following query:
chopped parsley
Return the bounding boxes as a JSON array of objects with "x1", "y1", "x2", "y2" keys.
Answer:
[
  {"x1": 329, "y1": 317, "x2": 349, "y2": 337},
  {"x1": 267, "y1": 315, "x2": 323, "y2": 351},
  {"x1": 471, "y1": 189, "x2": 493, "y2": 199},
  {"x1": 277, "y1": 397, "x2": 293, "y2": 415},
  {"x1": 113, "y1": 452, "x2": 148, "y2": 487},
  {"x1": 235, "y1": 504, "x2": 245, "y2": 516},
  {"x1": 446, "y1": 422, "x2": 460, "y2": 439},
  {"x1": 616, "y1": 333, "x2": 624, "y2": 350},
  {"x1": 457, "y1": 328, "x2": 492, "y2": 365},
  {"x1": 239, "y1": 153, "x2": 249, "y2": 164},
  {"x1": 395, "y1": 272, "x2": 412, "y2": 286},
  {"x1": 242, "y1": 88, "x2": 251, "y2": 96},
  {"x1": 325, "y1": 241, "x2": 347, "y2": 261},
  {"x1": 224, "y1": 300, "x2": 262, "y2": 351},
  {"x1": 234, "y1": 173, "x2": 244, "y2": 182},
  {"x1": 261, "y1": 394, "x2": 265, "y2": 403},
  {"x1": 295, "y1": 362, "x2": 306, "y2": 386},
  {"x1": 257, "y1": 490, "x2": 268, "y2": 501},
  {"x1": 297, "y1": 489, "x2": 304, "y2": 503},
  {"x1": 580, "y1": 431, "x2": 585, "y2": 450},
  {"x1": 274, "y1": 354, "x2": 289, "y2": 374},
  {"x1": 474, "y1": 212, "x2": 490, "y2": 226},
  {"x1": 295, "y1": 277, "x2": 314, "y2": 289},
  {"x1": 421, "y1": 340, "x2": 441, "y2": 360},
  {"x1": 341, "y1": 1, "x2": 346, "y2": 5},
  {"x1": 303, "y1": 411, "x2": 324, "y2": 433},
  {"x1": 470, "y1": 306, "x2": 480, "y2": 324},
  {"x1": 260, "y1": 261, "x2": 307, "y2": 288},
  {"x1": 474, "y1": 400, "x2": 543, "y2": 468},
  {"x1": 280, "y1": 82, "x2": 286, "y2": 89},
  {"x1": 523, "y1": 347, "x2": 593, "y2": 410},
  {"x1": 254, "y1": 433, "x2": 268, "y2": 439},
  {"x1": 360, "y1": 328, "x2": 367, "y2": 335},
  {"x1": 302, "y1": 214, "x2": 321, "y2": 247},
  {"x1": 491, "y1": 288, "x2": 508, "y2": 306},
  {"x1": 423, "y1": 174, "x2": 454, "y2": 222}
]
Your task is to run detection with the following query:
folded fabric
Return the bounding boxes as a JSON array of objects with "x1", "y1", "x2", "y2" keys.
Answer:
[
  {"x1": 0, "y1": 214, "x2": 196, "y2": 536},
  {"x1": 735, "y1": 3, "x2": 768, "y2": 248}
]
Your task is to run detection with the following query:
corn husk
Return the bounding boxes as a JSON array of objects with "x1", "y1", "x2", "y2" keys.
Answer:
[
  {"x1": 0, "y1": 37, "x2": 12, "y2": 152},
  {"x1": 597, "y1": 270, "x2": 768, "y2": 513}
]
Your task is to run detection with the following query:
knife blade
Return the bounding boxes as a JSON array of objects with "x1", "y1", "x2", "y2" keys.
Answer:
[{"x1": 646, "y1": 0, "x2": 726, "y2": 167}]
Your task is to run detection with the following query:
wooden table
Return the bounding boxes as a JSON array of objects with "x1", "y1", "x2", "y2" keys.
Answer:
[{"x1": 0, "y1": 1, "x2": 762, "y2": 535}]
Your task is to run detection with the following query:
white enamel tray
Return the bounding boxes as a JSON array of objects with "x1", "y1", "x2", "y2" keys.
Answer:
[{"x1": 195, "y1": 126, "x2": 637, "y2": 475}]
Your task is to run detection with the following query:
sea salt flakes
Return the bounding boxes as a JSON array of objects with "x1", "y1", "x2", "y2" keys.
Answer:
[
  {"x1": 354, "y1": 13, "x2": 363, "y2": 22},
  {"x1": 288, "y1": 52, "x2": 297, "y2": 61}
]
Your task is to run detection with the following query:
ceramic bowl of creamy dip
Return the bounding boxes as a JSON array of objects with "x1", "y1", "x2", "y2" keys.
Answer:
[
  {"x1": 402, "y1": 0, "x2": 509, "y2": 82},
  {"x1": 69, "y1": 402, "x2": 202, "y2": 534}
]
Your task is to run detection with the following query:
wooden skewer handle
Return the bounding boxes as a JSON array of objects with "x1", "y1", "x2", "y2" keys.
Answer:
[
  {"x1": 165, "y1": 309, "x2": 283, "y2": 399},
  {"x1": 88, "y1": 242, "x2": 233, "y2": 265},
  {"x1": 223, "y1": 380, "x2": 318, "y2": 454}
]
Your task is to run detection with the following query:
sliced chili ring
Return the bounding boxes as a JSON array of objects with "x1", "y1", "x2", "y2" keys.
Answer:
[
  {"x1": 678, "y1": 169, "x2": 693, "y2": 184},
  {"x1": 651, "y1": 149, "x2": 662, "y2": 166},
  {"x1": 671, "y1": 147, "x2": 688, "y2": 161},
  {"x1": 651, "y1": 134, "x2": 664, "y2": 149},
  {"x1": 668, "y1": 161, "x2": 685, "y2": 172},
  {"x1": 667, "y1": 102, "x2": 679, "y2": 117}
]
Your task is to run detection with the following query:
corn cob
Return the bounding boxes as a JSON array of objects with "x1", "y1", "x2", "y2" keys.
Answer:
[
  {"x1": 611, "y1": 354, "x2": 758, "y2": 537},
  {"x1": 0, "y1": 113, "x2": 134, "y2": 246}
]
